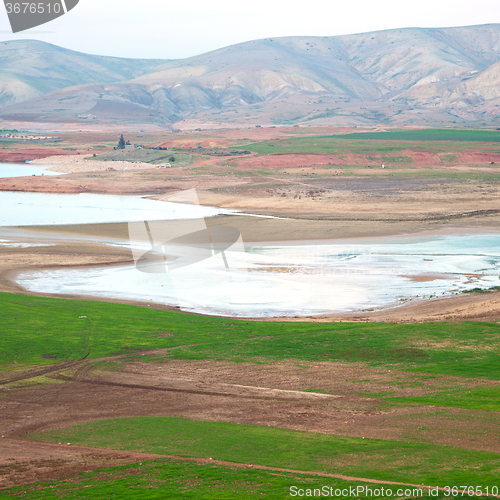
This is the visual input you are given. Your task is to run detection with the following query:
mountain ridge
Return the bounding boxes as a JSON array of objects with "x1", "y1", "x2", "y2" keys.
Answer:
[
  {"x1": 0, "y1": 39, "x2": 168, "y2": 108},
  {"x1": 1, "y1": 24, "x2": 500, "y2": 127}
]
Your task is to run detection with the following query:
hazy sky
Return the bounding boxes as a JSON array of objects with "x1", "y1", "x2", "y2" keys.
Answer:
[{"x1": 0, "y1": 0, "x2": 499, "y2": 59}]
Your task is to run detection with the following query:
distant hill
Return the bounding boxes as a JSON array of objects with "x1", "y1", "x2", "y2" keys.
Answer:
[
  {"x1": 0, "y1": 40, "x2": 167, "y2": 108},
  {"x1": 1, "y1": 25, "x2": 500, "y2": 127}
]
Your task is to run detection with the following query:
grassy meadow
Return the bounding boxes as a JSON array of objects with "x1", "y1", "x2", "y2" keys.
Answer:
[
  {"x1": 1, "y1": 292, "x2": 500, "y2": 380},
  {"x1": 31, "y1": 417, "x2": 500, "y2": 488},
  {"x1": 1, "y1": 458, "x2": 444, "y2": 500},
  {"x1": 1, "y1": 291, "x2": 499, "y2": 497},
  {"x1": 243, "y1": 128, "x2": 500, "y2": 156}
]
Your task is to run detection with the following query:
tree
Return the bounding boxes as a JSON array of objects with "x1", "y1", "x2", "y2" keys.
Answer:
[{"x1": 118, "y1": 134, "x2": 126, "y2": 149}]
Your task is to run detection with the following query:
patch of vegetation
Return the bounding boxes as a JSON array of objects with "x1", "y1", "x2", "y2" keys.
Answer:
[
  {"x1": 440, "y1": 154, "x2": 457, "y2": 162},
  {"x1": 332, "y1": 129, "x2": 500, "y2": 142},
  {"x1": 462, "y1": 286, "x2": 500, "y2": 294},
  {"x1": 0, "y1": 458, "x2": 431, "y2": 500},
  {"x1": 241, "y1": 137, "x2": 386, "y2": 155},
  {"x1": 5, "y1": 374, "x2": 66, "y2": 388},
  {"x1": 410, "y1": 356, "x2": 500, "y2": 380},
  {"x1": 32, "y1": 416, "x2": 500, "y2": 487},
  {"x1": 172, "y1": 146, "x2": 252, "y2": 156},
  {"x1": 380, "y1": 155, "x2": 413, "y2": 163},
  {"x1": 117, "y1": 134, "x2": 126, "y2": 150},
  {"x1": 87, "y1": 147, "x2": 192, "y2": 166},
  {"x1": 305, "y1": 110, "x2": 339, "y2": 121},
  {"x1": 385, "y1": 170, "x2": 500, "y2": 183},
  {"x1": 270, "y1": 115, "x2": 308, "y2": 125},
  {"x1": 242, "y1": 130, "x2": 500, "y2": 156},
  {"x1": 382, "y1": 385, "x2": 500, "y2": 412},
  {"x1": 1, "y1": 293, "x2": 499, "y2": 380},
  {"x1": 225, "y1": 170, "x2": 256, "y2": 176}
]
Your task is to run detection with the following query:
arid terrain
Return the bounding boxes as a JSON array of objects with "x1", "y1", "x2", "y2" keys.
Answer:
[
  {"x1": 1, "y1": 125, "x2": 500, "y2": 494},
  {"x1": 2, "y1": 354, "x2": 500, "y2": 489},
  {"x1": 1, "y1": 126, "x2": 500, "y2": 319}
]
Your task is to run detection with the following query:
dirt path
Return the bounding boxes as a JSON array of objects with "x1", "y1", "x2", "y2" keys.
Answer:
[{"x1": 4, "y1": 440, "x2": 492, "y2": 494}]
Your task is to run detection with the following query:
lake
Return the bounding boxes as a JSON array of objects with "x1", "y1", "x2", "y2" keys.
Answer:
[
  {"x1": 2, "y1": 185, "x2": 499, "y2": 318},
  {"x1": 0, "y1": 161, "x2": 63, "y2": 178},
  {"x1": 17, "y1": 232, "x2": 500, "y2": 318},
  {"x1": 0, "y1": 191, "x2": 234, "y2": 226}
]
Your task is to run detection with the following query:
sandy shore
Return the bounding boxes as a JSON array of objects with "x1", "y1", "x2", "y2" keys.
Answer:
[
  {"x1": 27, "y1": 214, "x2": 500, "y2": 243},
  {"x1": 275, "y1": 292, "x2": 500, "y2": 323},
  {"x1": 31, "y1": 154, "x2": 154, "y2": 174}
]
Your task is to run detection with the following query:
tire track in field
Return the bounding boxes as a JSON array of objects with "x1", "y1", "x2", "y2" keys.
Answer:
[{"x1": 0, "y1": 344, "x2": 209, "y2": 386}]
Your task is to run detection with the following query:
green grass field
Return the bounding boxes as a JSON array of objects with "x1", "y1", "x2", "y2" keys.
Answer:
[
  {"x1": 1, "y1": 293, "x2": 500, "y2": 381},
  {"x1": 1, "y1": 458, "x2": 449, "y2": 499},
  {"x1": 2, "y1": 292, "x2": 500, "y2": 497},
  {"x1": 243, "y1": 137, "x2": 413, "y2": 155},
  {"x1": 243, "y1": 128, "x2": 500, "y2": 156},
  {"x1": 31, "y1": 417, "x2": 500, "y2": 488},
  {"x1": 382, "y1": 385, "x2": 500, "y2": 412},
  {"x1": 330, "y1": 129, "x2": 500, "y2": 142}
]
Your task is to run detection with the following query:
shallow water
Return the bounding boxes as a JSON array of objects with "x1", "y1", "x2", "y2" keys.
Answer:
[
  {"x1": 0, "y1": 162, "x2": 63, "y2": 178},
  {"x1": 0, "y1": 191, "x2": 234, "y2": 226},
  {"x1": 17, "y1": 233, "x2": 500, "y2": 318}
]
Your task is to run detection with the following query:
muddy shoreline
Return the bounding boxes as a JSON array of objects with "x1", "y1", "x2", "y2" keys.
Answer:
[
  {"x1": 1, "y1": 147, "x2": 499, "y2": 322},
  {"x1": 2, "y1": 221, "x2": 500, "y2": 323}
]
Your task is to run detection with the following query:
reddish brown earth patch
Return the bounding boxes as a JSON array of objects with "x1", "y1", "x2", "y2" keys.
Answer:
[
  {"x1": 0, "y1": 149, "x2": 87, "y2": 163},
  {"x1": 229, "y1": 151, "x2": 500, "y2": 170},
  {"x1": 0, "y1": 439, "x2": 163, "y2": 490},
  {"x1": 0, "y1": 176, "x2": 86, "y2": 193}
]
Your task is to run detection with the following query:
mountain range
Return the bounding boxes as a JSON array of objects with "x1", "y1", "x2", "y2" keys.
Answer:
[{"x1": 1, "y1": 24, "x2": 500, "y2": 127}]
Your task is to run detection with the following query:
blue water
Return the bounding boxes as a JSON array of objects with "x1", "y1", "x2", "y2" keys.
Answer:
[{"x1": 0, "y1": 162, "x2": 63, "y2": 178}]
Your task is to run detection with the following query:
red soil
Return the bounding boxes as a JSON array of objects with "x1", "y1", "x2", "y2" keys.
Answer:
[
  {"x1": 230, "y1": 151, "x2": 500, "y2": 170},
  {"x1": 0, "y1": 149, "x2": 87, "y2": 163}
]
